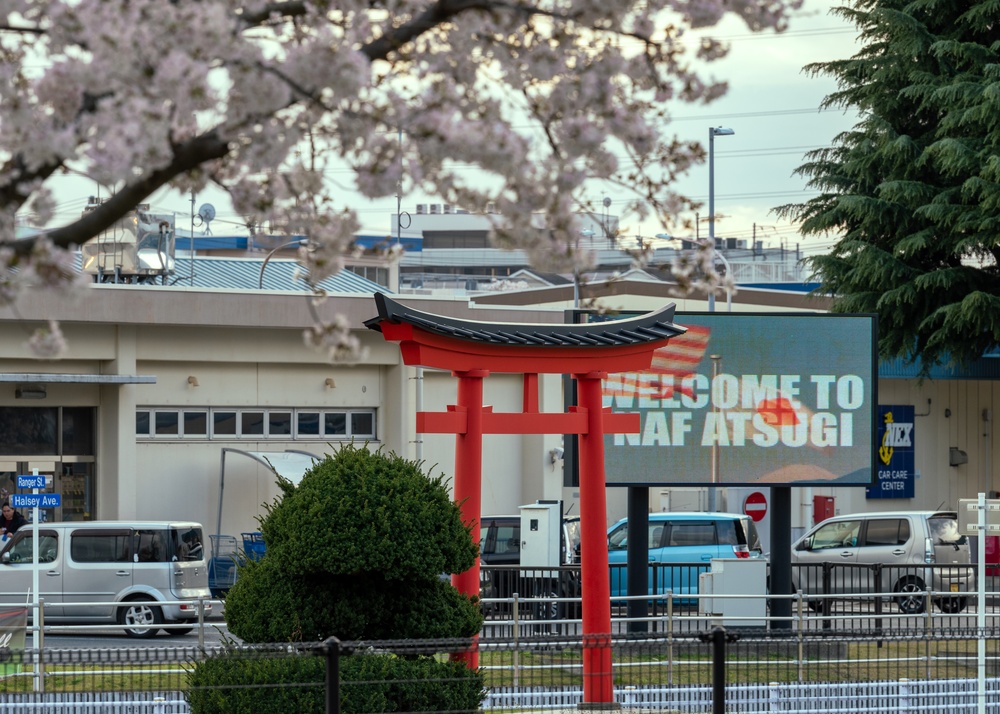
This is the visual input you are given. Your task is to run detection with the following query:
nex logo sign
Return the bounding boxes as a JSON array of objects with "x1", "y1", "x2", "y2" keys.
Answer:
[
  {"x1": 885, "y1": 421, "x2": 913, "y2": 447},
  {"x1": 879, "y1": 411, "x2": 913, "y2": 465}
]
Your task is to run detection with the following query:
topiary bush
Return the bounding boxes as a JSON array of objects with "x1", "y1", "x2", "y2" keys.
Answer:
[
  {"x1": 223, "y1": 445, "x2": 482, "y2": 642},
  {"x1": 260, "y1": 445, "x2": 477, "y2": 581},
  {"x1": 189, "y1": 444, "x2": 485, "y2": 713},
  {"x1": 222, "y1": 559, "x2": 483, "y2": 642}
]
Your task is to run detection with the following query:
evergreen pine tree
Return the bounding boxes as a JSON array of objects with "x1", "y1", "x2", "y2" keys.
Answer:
[{"x1": 777, "y1": 0, "x2": 1000, "y2": 373}]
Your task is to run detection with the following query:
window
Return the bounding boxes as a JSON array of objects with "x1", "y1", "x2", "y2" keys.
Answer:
[
  {"x1": 213, "y1": 411, "x2": 237, "y2": 437},
  {"x1": 71, "y1": 530, "x2": 132, "y2": 563},
  {"x1": 5, "y1": 531, "x2": 58, "y2": 564},
  {"x1": 269, "y1": 412, "x2": 292, "y2": 436},
  {"x1": 325, "y1": 412, "x2": 347, "y2": 435},
  {"x1": 241, "y1": 412, "x2": 265, "y2": 436},
  {"x1": 668, "y1": 523, "x2": 716, "y2": 547},
  {"x1": 482, "y1": 522, "x2": 520, "y2": 556},
  {"x1": 184, "y1": 411, "x2": 208, "y2": 437},
  {"x1": 0, "y1": 407, "x2": 58, "y2": 454},
  {"x1": 297, "y1": 412, "x2": 320, "y2": 436},
  {"x1": 864, "y1": 519, "x2": 908, "y2": 547},
  {"x1": 154, "y1": 412, "x2": 179, "y2": 436},
  {"x1": 137, "y1": 408, "x2": 377, "y2": 441},
  {"x1": 171, "y1": 527, "x2": 204, "y2": 561},
  {"x1": 136, "y1": 530, "x2": 169, "y2": 562},
  {"x1": 346, "y1": 265, "x2": 390, "y2": 287},
  {"x1": 351, "y1": 412, "x2": 375, "y2": 437},
  {"x1": 929, "y1": 516, "x2": 964, "y2": 546},
  {"x1": 608, "y1": 524, "x2": 628, "y2": 551},
  {"x1": 62, "y1": 407, "x2": 96, "y2": 455},
  {"x1": 810, "y1": 520, "x2": 862, "y2": 550}
]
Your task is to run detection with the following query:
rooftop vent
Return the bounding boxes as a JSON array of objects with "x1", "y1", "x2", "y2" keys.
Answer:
[
  {"x1": 429, "y1": 204, "x2": 441, "y2": 214},
  {"x1": 416, "y1": 204, "x2": 427, "y2": 214}
]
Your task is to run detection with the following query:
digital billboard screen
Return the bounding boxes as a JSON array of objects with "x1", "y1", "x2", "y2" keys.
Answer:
[{"x1": 601, "y1": 312, "x2": 877, "y2": 487}]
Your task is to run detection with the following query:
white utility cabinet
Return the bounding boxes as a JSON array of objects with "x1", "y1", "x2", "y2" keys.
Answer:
[
  {"x1": 698, "y1": 558, "x2": 768, "y2": 627},
  {"x1": 519, "y1": 502, "x2": 561, "y2": 568}
]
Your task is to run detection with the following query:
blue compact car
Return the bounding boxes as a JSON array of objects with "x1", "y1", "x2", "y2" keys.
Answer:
[{"x1": 607, "y1": 512, "x2": 764, "y2": 598}]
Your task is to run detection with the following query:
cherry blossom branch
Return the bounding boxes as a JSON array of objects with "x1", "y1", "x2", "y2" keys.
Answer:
[{"x1": 14, "y1": 131, "x2": 230, "y2": 254}]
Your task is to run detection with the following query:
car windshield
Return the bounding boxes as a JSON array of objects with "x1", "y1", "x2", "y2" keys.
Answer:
[{"x1": 608, "y1": 523, "x2": 628, "y2": 550}]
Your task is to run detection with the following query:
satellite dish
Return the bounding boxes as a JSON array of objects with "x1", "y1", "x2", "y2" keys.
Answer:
[{"x1": 197, "y1": 203, "x2": 216, "y2": 223}]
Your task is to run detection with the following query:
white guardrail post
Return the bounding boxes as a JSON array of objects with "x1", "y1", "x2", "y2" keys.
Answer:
[{"x1": 977, "y1": 491, "x2": 986, "y2": 714}]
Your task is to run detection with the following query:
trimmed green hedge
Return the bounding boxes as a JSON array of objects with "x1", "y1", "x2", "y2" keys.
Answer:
[
  {"x1": 224, "y1": 561, "x2": 483, "y2": 642},
  {"x1": 187, "y1": 651, "x2": 485, "y2": 714}
]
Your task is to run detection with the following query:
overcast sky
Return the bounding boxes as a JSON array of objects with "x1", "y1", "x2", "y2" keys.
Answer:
[{"x1": 43, "y1": 0, "x2": 862, "y2": 254}]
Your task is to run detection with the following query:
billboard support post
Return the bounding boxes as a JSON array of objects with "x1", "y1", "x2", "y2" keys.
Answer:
[
  {"x1": 709, "y1": 354, "x2": 721, "y2": 512},
  {"x1": 626, "y1": 487, "x2": 649, "y2": 632},
  {"x1": 769, "y1": 486, "x2": 793, "y2": 628}
]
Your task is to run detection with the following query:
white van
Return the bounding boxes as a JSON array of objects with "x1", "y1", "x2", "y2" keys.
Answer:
[{"x1": 0, "y1": 521, "x2": 212, "y2": 637}]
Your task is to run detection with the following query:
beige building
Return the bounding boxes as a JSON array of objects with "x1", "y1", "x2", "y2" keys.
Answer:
[{"x1": 0, "y1": 269, "x2": 997, "y2": 554}]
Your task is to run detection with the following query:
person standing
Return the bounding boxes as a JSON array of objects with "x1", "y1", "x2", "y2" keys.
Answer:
[{"x1": 0, "y1": 502, "x2": 28, "y2": 539}]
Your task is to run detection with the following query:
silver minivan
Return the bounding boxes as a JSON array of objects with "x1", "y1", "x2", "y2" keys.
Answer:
[
  {"x1": 0, "y1": 521, "x2": 212, "y2": 637},
  {"x1": 791, "y1": 511, "x2": 974, "y2": 614}
]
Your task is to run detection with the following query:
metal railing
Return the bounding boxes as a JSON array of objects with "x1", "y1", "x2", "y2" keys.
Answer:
[{"x1": 1, "y1": 626, "x2": 999, "y2": 713}]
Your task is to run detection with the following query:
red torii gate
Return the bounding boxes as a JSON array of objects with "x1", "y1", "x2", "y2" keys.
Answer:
[{"x1": 365, "y1": 294, "x2": 685, "y2": 706}]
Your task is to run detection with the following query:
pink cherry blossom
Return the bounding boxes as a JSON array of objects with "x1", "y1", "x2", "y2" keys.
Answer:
[{"x1": 0, "y1": 0, "x2": 799, "y2": 359}]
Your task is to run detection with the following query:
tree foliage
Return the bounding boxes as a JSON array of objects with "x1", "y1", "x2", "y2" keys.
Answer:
[
  {"x1": 1, "y1": 0, "x2": 799, "y2": 356},
  {"x1": 776, "y1": 0, "x2": 1000, "y2": 373},
  {"x1": 224, "y1": 444, "x2": 483, "y2": 642}
]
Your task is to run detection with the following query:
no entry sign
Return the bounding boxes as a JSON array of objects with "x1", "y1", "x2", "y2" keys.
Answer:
[{"x1": 744, "y1": 491, "x2": 767, "y2": 522}]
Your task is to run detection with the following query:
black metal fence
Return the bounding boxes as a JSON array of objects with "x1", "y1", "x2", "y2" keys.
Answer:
[{"x1": 481, "y1": 562, "x2": 986, "y2": 635}]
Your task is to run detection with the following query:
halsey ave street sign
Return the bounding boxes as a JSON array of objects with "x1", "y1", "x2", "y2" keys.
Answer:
[{"x1": 11, "y1": 494, "x2": 61, "y2": 509}]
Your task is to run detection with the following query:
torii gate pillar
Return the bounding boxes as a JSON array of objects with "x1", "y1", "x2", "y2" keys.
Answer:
[
  {"x1": 365, "y1": 294, "x2": 686, "y2": 707},
  {"x1": 576, "y1": 372, "x2": 614, "y2": 702},
  {"x1": 452, "y1": 370, "x2": 486, "y2": 617}
]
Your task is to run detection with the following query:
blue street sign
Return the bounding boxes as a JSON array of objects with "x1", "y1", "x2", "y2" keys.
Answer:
[
  {"x1": 16, "y1": 475, "x2": 46, "y2": 490},
  {"x1": 10, "y1": 494, "x2": 60, "y2": 509}
]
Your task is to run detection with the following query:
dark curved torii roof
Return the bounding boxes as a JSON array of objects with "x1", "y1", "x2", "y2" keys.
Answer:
[{"x1": 365, "y1": 292, "x2": 686, "y2": 373}]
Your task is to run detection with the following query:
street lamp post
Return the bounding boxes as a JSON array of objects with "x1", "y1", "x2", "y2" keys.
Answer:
[{"x1": 708, "y1": 126, "x2": 734, "y2": 313}]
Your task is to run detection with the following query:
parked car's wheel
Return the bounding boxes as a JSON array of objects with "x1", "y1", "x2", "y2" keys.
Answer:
[
  {"x1": 935, "y1": 596, "x2": 968, "y2": 614},
  {"x1": 534, "y1": 590, "x2": 559, "y2": 621},
  {"x1": 893, "y1": 577, "x2": 927, "y2": 614},
  {"x1": 118, "y1": 597, "x2": 163, "y2": 638}
]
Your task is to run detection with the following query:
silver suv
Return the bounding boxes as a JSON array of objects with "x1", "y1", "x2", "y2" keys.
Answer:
[{"x1": 791, "y1": 511, "x2": 974, "y2": 614}]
